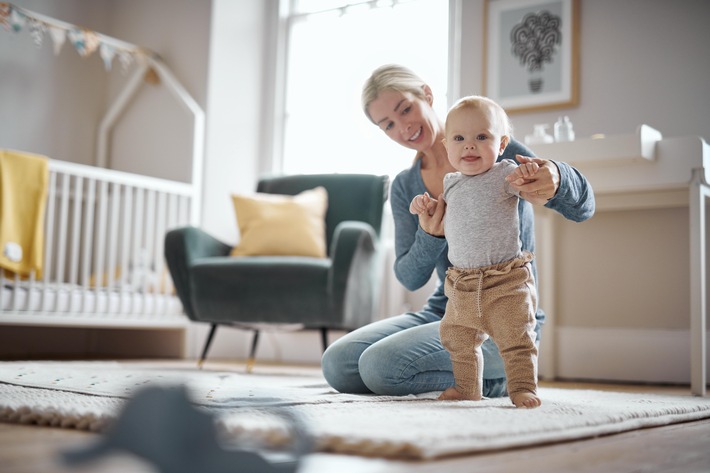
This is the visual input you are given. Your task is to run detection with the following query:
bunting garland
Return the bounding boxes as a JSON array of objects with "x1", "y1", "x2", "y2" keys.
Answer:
[{"x1": 0, "y1": 2, "x2": 152, "y2": 72}]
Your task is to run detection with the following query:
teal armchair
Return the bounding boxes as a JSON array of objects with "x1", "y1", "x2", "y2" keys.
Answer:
[{"x1": 165, "y1": 173, "x2": 389, "y2": 369}]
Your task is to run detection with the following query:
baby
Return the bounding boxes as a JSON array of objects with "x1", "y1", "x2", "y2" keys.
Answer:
[{"x1": 410, "y1": 95, "x2": 541, "y2": 408}]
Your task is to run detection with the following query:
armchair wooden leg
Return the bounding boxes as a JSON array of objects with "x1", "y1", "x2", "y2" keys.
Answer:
[
  {"x1": 197, "y1": 324, "x2": 218, "y2": 369},
  {"x1": 246, "y1": 330, "x2": 260, "y2": 374},
  {"x1": 320, "y1": 328, "x2": 329, "y2": 353}
]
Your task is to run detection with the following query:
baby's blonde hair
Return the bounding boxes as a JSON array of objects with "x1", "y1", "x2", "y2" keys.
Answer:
[{"x1": 445, "y1": 95, "x2": 512, "y2": 138}]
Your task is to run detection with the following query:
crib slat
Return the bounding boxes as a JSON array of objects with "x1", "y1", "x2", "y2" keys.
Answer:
[
  {"x1": 10, "y1": 272, "x2": 19, "y2": 312},
  {"x1": 81, "y1": 178, "x2": 97, "y2": 314},
  {"x1": 95, "y1": 180, "x2": 109, "y2": 314},
  {"x1": 132, "y1": 188, "x2": 145, "y2": 314},
  {"x1": 154, "y1": 191, "x2": 167, "y2": 314},
  {"x1": 142, "y1": 189, "x2": 157, "y2": 314},
  {"x1": 40, "y1": 171, "x2": 57, "y2": 313},
  {"x1": 55, "y1": 173, "x2": 71, "y2": 310},
  {"x1": 68, "y1": 176, "x2": 83, "y2": 288},
  {"x1": 164, "y1": 193, "x2": 180, "y2": 297},
  {"x1": 119, "y1": 186, "x2": 133, "y2": 315},
  {"x1": 106, "y1": 182, "x2": 121, "y2": 311}
]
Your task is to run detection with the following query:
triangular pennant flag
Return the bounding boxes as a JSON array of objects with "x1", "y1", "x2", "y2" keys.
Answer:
[
  {"x1": 117, "y1": 50, "x2": 134, "y2": 73},
  {"x1": 8, "y1": 4, "x2": 23, "y2": 32},
  {"x1": 83, "y1": 30, "x2": 100, "y2": 56},
  {"x1": 99, "y1": 43, "x2": 115, "y2": 71},
  {"x1": 49, "y1": 25, "x2": 65, "y2": 55},
  {"x1": 27, "y1": 18, "x2": 45, "y2": 47},
  {"x1": 69, "y1": 28, "x2": 100, "y2": 58},
  {"x1": 68, "y1": 28, "x2": 86, "y2": 56},
  {"x1": 1, "y1": 3, "x2": 12, "y2": 30}
]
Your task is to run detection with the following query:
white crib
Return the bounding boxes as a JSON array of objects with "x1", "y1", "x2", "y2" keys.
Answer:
[{"x1": 0, "y1": 159, "x2": 192, "y2": 329}]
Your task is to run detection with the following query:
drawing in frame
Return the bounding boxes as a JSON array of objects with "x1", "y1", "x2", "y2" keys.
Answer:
[{"x1": 483, "y1": 0, "x2": 579, "y2": 114}]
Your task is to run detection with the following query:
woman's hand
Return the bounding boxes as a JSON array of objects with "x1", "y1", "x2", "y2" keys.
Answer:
[
  {"x1": 412, "y1": 193, "x2": 446, "y2": 236},
  {"x1": 506, "y1": 154, "x2": 560, "y2": 205}
]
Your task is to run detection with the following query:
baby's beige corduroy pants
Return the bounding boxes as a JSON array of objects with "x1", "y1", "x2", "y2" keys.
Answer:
[{"x1": 440, "y1": 252, "x2": 538, "y2": 400}]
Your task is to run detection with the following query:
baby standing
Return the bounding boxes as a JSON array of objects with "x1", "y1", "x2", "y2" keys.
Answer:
[{"x1": 410, "y1": 96, "x2": 541, "y2": 408}]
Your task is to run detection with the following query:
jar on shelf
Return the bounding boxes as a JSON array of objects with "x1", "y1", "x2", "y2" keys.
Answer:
[
  {"x1": 524, "y1": 124, "x2": 554, "y2": 146},
  {"x1": 554, "y1": 116, "x2": 575, "y2": 142}
]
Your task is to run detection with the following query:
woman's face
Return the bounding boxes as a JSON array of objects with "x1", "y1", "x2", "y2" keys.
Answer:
[{"x1": 366, "y1": 88, "x2": 441, "y2": 153}]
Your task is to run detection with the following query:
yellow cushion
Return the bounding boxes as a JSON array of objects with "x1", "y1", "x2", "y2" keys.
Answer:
[{"x1": 230, "y1": 186, "x2": 328, "y2": 258}]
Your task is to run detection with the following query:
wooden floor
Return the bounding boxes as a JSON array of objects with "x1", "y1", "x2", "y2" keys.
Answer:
[{"x1": 1, "y1": 360, "x2": 709, "y2": 473}]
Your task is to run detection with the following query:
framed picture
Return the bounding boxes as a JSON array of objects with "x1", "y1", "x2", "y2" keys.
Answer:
[{"x1": 483, "y1": 0, "x2": 579, "y2": 114}]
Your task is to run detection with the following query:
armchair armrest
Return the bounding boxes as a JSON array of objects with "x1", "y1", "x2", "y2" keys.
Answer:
[
  {"x1": 328, "y1": 221, "x2": 379, "y2": 328},
  {"x1": 165, "y1": 226, "x2": 232, "y2": 319}
]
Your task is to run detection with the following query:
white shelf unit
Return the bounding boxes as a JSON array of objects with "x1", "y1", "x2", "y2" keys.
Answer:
[{"x1": 533, "y1": 125, "x2": 709, "y2": 396}]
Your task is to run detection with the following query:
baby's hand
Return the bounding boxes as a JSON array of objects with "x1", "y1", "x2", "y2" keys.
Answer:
[
  {"x1": 409, "y1": 192, "x2": 437, "y2": 216},
  {"x1": 513, "y1": 161, "x2": 540, "y2": 182}
]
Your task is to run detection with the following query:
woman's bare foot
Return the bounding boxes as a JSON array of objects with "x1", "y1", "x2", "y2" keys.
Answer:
[
  {"x1": 438, "y1": 386, "x2": 482, "y2": 401},
  {"x1": 511, "y1": 392, "x2": 542, "y2": 408}
]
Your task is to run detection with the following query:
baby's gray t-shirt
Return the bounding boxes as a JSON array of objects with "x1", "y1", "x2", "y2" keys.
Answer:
[{"x1": 443, "y1": 160, "x2": 521, "y2": 269}]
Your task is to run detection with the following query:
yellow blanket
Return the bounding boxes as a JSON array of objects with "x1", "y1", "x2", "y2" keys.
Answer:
[{"x1": 0, "y1": 149, "x2": 49, "y2": 279}]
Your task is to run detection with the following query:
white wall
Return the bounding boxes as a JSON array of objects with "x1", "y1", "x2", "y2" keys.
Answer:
[
  {"x1": 201, "y1": 0, "x2": 272, "y2": 244},
  {"x1": 104, "y1": 0, "x2": 211, "y2": 184}
]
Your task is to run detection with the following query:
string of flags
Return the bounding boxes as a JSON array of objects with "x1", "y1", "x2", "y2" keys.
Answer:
[{"x1": 0, "y1": 2, "x2": 155, "y2": 72}]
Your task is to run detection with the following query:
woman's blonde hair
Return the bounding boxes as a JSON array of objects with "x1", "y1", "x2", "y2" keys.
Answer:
[
  {"x1": 446, "y1": 95, "x2": 512, "y2": 137},
  {"x1": 361, "y1": 64, "x2": 428, "y2": 123}
]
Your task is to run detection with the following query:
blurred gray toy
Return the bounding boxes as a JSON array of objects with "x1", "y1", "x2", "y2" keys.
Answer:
[{"x1": 62, "y1": 385, "x2": 310, "y2": 473}]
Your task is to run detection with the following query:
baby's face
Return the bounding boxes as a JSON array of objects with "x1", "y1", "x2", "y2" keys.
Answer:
[{"x1": 444, "y1": 107, "x2": 508, "y2": 176}]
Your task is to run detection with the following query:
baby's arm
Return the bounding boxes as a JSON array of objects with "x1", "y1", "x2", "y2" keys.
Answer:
[{"x1": 409, "y1": 192, "x2": 437, "y2": 216}]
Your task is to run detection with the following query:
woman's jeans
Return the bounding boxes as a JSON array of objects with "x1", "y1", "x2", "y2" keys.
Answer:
[{"x1": 322, "y1": 310, "x2": 541, "y2": 398}]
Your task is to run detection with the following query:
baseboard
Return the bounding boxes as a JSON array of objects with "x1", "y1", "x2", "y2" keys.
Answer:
[{"x1": 555, "y1": 326, "x2": 709, "y2": 384}]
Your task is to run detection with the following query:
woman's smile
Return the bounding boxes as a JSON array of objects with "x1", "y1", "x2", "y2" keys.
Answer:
[{"x1": 408, "y1": 127, "x2": 422, "y2": 142}]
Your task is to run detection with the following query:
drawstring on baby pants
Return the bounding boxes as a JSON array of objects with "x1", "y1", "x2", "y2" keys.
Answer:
[{"x1": 451, "y1": 270, "x2": 486, "y2": 318}]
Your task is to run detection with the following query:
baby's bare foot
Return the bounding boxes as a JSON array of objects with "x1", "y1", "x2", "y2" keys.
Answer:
[
  {"x1": 511, "y1": 392, "x2": 542, "y2": 408},
  {"x1": 438, "y1": 386, "x2": 482, "y2": 401}
]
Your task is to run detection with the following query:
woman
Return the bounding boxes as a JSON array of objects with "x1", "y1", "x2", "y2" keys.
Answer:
[{"x1": 321, "y1": 64, "x2": 595, "y2": 398}]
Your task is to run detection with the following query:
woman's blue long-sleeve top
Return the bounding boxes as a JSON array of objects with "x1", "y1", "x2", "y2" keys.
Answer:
[{"x1": 389, "y1": 138, "x2": 595, "y2": 320}]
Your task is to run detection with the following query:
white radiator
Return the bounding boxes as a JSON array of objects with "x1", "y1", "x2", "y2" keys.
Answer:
[{"x1": 0, "y1": 159, "x2": 192, "y2": 329}]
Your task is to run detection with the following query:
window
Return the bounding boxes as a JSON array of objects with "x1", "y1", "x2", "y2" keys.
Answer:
[{"x1": 279, "y1": 0, "x2": 450, "y2": 179}]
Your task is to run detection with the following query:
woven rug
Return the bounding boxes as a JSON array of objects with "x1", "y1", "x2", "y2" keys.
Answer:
[{"x1": 1, "y1": 361, "x2": 710, "y2": 460}]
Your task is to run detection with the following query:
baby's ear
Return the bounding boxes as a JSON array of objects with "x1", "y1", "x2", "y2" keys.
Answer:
[{"x1": 499, "y1": 135, "x2": 510, "y2": 155}]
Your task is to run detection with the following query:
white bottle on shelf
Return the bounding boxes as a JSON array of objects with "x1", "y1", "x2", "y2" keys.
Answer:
[
  {"x1": 524, "y1": 124, "x2": 554, "y2": 146},
  {"x1": 554, "y1": 116, "x2": 575, "y2": 142}
]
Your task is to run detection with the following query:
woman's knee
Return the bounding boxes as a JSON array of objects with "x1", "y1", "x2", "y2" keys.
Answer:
[
  {"x1": 321, "y1": 342, "x2": 348, "y2": 389},
  {"x1": 358, "y1": 345, "x2": 388, "y2": 394},
  {"x1": 358, "y1": 343, "x2": 407, "y2": 395},
  {"x1": 321, "y1": 338, "x2": 370, "y2": 394},
  {"x1": 321, "y1": 342, "x2": 338, "y2": 377}
]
